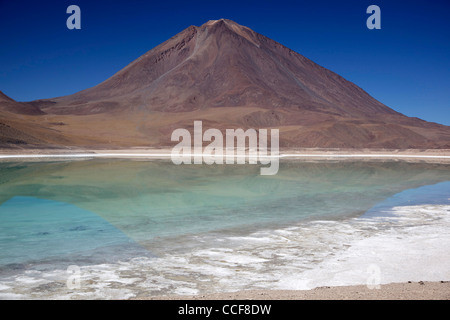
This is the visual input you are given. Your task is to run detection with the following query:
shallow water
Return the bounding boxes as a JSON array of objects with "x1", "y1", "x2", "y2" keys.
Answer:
[{"x1": 0, "y1": 160, "x2": 449, "y2": 299}]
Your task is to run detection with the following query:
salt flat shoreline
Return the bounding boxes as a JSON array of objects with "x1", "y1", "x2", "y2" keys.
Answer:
[
  {"x1": 139, "y1": 281, "x2": 450, "y2": 300},
  {"x1": 1, "y1": 148, "x2": 450, "y2": 162}
]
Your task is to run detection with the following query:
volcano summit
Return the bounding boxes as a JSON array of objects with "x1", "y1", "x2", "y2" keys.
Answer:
[{"x1": 1, "y1": 19, "x2": 450, "y2": 149}]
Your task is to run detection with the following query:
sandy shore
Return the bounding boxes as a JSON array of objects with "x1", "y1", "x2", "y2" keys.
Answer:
[{"x1": 140, "y1": 281, "x2": 450, "y2": 300}]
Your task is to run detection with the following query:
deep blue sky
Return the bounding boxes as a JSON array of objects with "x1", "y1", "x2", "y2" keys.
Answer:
[{"x1": 0, "y1": 0, "x2": 449, "y2": 125}]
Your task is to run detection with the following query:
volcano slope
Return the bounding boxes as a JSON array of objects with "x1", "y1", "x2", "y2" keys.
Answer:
[{"x1": 1, "y1": 19, "x2": 450, "y2": 149}]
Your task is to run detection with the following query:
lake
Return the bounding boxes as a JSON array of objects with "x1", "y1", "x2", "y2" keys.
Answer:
[{"x1": 0, "y1": 159, "x2": 449, "y2": 299}]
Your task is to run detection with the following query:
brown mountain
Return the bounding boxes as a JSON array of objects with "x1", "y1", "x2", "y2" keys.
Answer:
[
  {"x1": 0, "y1": 91, "x2": 44, "y2": 115},
  {"x1": 0, "y1": 91, "x2": 72, "y2": 147},
  {"x1": 2, "y1": 19, "x2": 450, "y2": 149}
]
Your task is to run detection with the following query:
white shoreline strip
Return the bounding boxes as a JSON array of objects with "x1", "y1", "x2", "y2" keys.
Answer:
[
  {"x1": 280, "y1": 154, "x2": 450, "y2": 159},
  {"x1": 0, "y1": 153, "x2": 450, "y2": 159}
]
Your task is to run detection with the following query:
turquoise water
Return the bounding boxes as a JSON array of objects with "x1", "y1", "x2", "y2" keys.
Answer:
[
  {"x1": 0, "y1": 160, "x2": 449, "y2": 298},
  {"x1": 0, "y1": 196, "x2": 148, "y2": 268}
]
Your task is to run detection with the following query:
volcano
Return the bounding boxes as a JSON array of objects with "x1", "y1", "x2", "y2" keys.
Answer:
[{"x1": 2, "y1": 19, "x2": 450, "y2": 149}]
